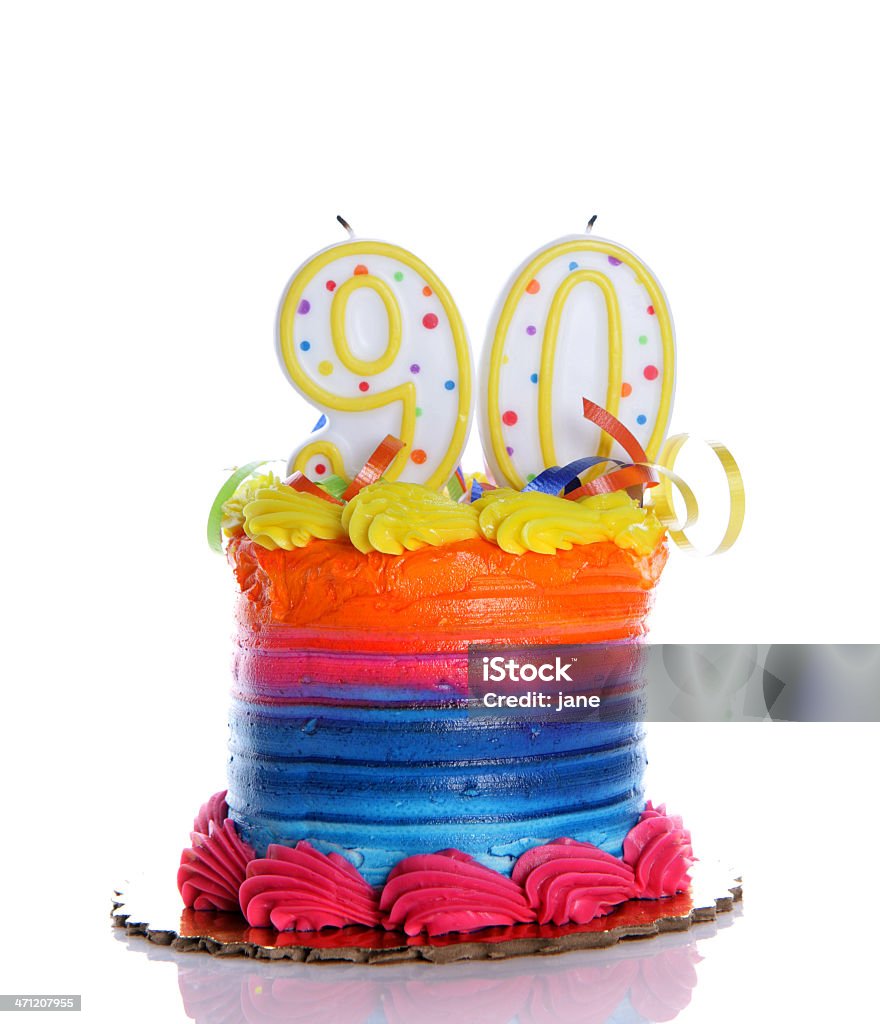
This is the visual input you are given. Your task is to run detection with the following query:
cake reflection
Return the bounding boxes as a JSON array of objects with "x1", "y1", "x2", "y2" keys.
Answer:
[{"x1": 117, "y1": 910, "x2": 737, "y2": 1024}]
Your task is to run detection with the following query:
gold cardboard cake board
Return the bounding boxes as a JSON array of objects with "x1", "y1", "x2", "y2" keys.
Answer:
[{"x1": 112, "y1": 861, "x2": 741, "y2": 965}]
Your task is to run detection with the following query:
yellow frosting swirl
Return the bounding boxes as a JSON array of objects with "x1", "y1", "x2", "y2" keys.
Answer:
[
  {"x1": 242, "y1": 483, "x2": 345, "y2": 550},
  {"x1": 227, "y1": 475, "x2": 663, "y2": 557},
  {"x1": 221, "y1": 472, "x2": 283, "y2": 537},
  {"x1": 473, "y1": 488, "x2": 665, "y2": 556},
  {"x1": 342, "y1": 481, "x2": 481, "y2": 554}
]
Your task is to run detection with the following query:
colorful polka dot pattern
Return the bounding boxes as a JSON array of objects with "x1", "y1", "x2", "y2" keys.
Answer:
[
  {"x1": 286, "y1": 247, "x2": 467, "y2": 488},
  {"x1": 491, "y1": 239, "x2": 672, "y2": 486}
]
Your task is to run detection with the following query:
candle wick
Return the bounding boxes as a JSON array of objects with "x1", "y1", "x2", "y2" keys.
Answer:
[
  {"x1": 336, "y1": 214, "x2": 355, "y2": 239},
  {"x1": 586, "y1": 214, "x2": 598, "y2": 234}
]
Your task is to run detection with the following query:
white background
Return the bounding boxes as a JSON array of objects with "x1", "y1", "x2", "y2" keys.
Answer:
[{"x1": 1, "y1": 2, "x2": 878, "y2": 1021}]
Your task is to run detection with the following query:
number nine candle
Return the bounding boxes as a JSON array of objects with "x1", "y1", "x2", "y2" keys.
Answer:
[
  {"x1": 478, "y1": 229, "x2": 676, "y2": 489},
  {"x1": 277, "y1": 225, "x2": 473, "y2": 489}
]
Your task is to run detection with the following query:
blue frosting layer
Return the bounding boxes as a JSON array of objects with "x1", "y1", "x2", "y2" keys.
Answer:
[{"x1": 227, "y1": 684, "x2": 646, "y2": 884}]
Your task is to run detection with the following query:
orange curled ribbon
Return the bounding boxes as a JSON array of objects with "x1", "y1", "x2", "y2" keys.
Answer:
[
  {"x1": 565, "y1": 399, "x2": 657, "y2": 500},
  {"x1": 285, "y1": 471, "x2": 345, "y2": 506},
  {"x1": 580, "y1": 398, "x2": 652, "y2": 467},
  {"x1": 342, "y1": 435, "x2": 406, "y2": 501}
]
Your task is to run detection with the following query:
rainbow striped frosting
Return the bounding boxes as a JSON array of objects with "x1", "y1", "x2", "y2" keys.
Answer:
[{"x1": 226, "y1": 534, "x2": 666, "y2": 884}]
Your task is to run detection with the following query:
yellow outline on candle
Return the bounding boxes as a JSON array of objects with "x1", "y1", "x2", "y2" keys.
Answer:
[
  {"x1": 486, "y1": 239, "x2": 675, "y2": 489},
  {"x1": 539, "y1": 270, "x2": 622, "y2": 467},
  {"x1": 278, "y1": 241, "x2": 472, "y2": 489},
  {"x1": 291, "y1": 440, "x2": 347, "y2": 478},
  {"x1": 330, "y1": 274, "x2": 402, "y2": 375}
]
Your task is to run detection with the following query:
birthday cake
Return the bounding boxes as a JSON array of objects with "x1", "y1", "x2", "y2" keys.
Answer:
[{"x1": 177, "y1": 227, "x2": 742, "y2": 941}]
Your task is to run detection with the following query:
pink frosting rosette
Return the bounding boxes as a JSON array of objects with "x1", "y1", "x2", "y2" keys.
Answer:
[
  {"x1": 512, "y1": 838, "x2": 637, "y2": 926},
  {"x1": 380, "y1": 849, "x2": 536, "y2": 936},
  {"x1": 178, "y1": 790, "x2": 256, "y2": 912},
  {"x1": 192, "y1": 790, "x2": 229, "y2": 836},
  {"x1": 240, "y1": 841, "x2": 381, "y2": 931},
  {"x1": 623, "y1": 801, "x2": 694, "y2": 898}
]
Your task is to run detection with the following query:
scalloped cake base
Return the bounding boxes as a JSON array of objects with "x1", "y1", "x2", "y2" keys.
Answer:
[{"x1": 111, "y1": 861, "x2": 741, "y2": 965}]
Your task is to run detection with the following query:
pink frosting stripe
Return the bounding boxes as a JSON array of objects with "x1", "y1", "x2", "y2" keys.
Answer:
[
  {"x1": 623, "y1": 802, "x2": 694, "y2": 899},
  {"x1": 178, "y1": 819, "x2": 256, "y2": 912},
  {"x1": 379, "y1": 849, "x2": 536, "y2": 937},
  {"x1": 240, "y1": 842, "x2": 381, "y2": 931},
  {"x1": 512, "y1": 838, "x2": 637, "y2": 925}
]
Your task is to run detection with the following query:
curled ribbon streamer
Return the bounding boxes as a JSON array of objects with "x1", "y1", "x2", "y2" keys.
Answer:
[
  {"x1": 469, "y1": 477, "x2": 498, "y2": 502},
  {"x1": 582, "y1": 398, "x2": 656, "y2": 480},
  {"x1": 529, "y1": 400, "x2": 742, "y2": 554},
  {"x1": 318, "y1": 474, "x2": 349, "y2": 500},
  {"x1": 525, "y1": 455, "x2": 623, "y2": 495},
  {"x1": 634, "y1": 460, "x2": 699, "y2": 531},
  {"x1": 446, "y1": 466, "x2": 466, "y2": 502},
  {"x1": 342, "y1": 435, "x2": 405, "y2": 501},
  {"x1": 285, "y1": 471, "x2": 345, "y2": 506},
  {"x1": 206, "y1": 460, "x2": 269, "y2": 553},
  {"x1": 566, "y1": 463, "x2": 658, "y2": 501},
  {"x1": 568, "y1": 399, "x2": 659, "y2": 499},
  {"x1": 649, "y1": 435, "x2": 745, "y2": 554}
]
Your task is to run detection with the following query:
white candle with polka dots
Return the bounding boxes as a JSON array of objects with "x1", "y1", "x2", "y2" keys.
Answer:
[
  {"x1": 478, "y1": 233, "x2": 676, "y2": 489},
  {"x1": 277, "y1": 236, "x2": 474, "y2": 489}
]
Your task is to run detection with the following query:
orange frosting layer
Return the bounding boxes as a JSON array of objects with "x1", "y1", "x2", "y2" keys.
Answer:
[{"x1": 230, "y1": 536, "x2": 667, "y2": 652}]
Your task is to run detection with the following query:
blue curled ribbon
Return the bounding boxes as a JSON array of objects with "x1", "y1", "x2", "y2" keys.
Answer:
[{"x1": 522, "y1": 456, "x2": 628, "y2": 496}]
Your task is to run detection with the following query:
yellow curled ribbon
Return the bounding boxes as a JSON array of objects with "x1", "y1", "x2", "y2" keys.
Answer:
[{"x1": 646, "y1": 435, "x2": 745, "y2": 554}]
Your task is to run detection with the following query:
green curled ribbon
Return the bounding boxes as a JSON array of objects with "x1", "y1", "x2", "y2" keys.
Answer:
[{"x1": 206, "y1": 461, "x2": 268, "y2": 553}]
